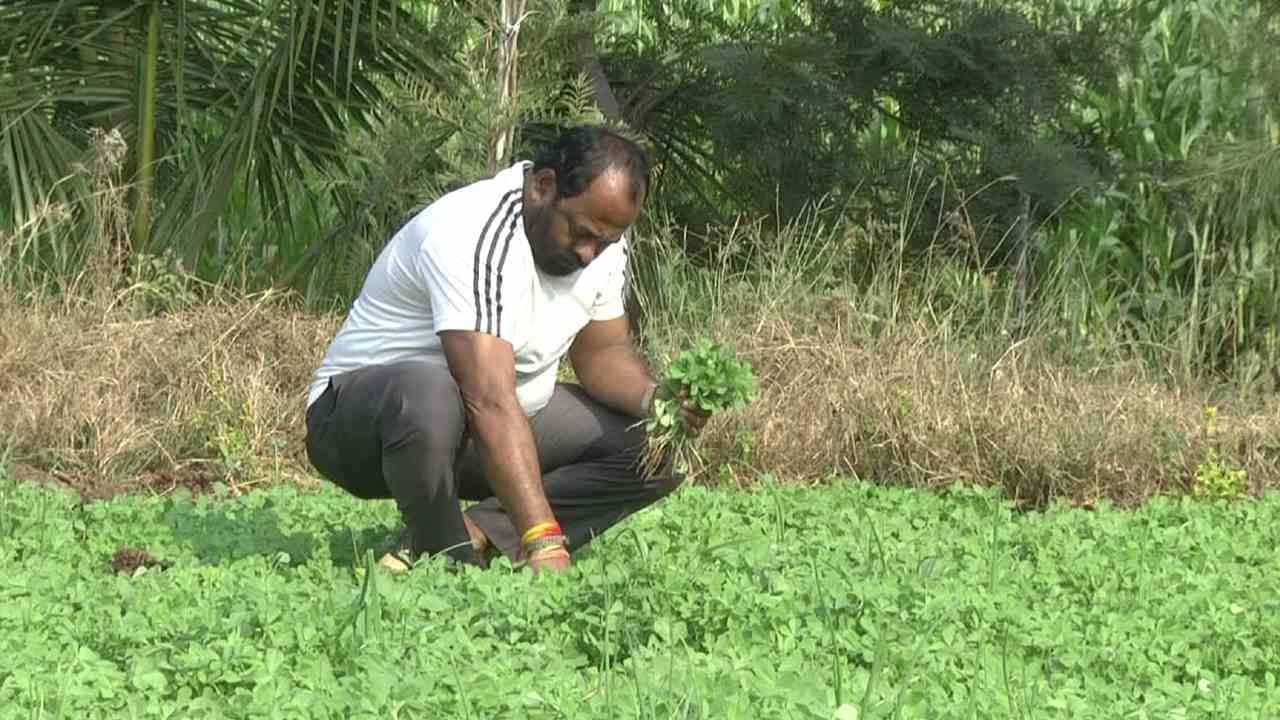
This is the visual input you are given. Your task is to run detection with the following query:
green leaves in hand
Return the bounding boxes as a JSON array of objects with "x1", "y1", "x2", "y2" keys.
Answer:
[{"x1": 641, "y1": 339, "x2": 758, "y2": 476}]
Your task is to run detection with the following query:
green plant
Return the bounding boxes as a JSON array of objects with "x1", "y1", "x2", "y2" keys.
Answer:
[
  {"x1": 119, "y1": 250, "x2": 200, "y2": 314},
  {"x1": 1041, "y1": 0, "x2": 1280, "y2": 380},
  {"x1": 641, "y1": 339, "x2": 757, "y2": 477},
  {"x1": 1194, "y1": 449, "x2": 1248, "y2": 501},
  {"x1": 190, "y1": 364, "x2": 267, "y2": 492},
  {"x1": 213, "y1": 423, "x2": 254, "y2": 490},
  {"x1": 1193, "y1": 405, "x2": 1248, "y2": 500}
]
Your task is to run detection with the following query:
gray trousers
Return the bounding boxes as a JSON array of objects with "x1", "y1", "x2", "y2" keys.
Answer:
[{"x1": 304, "y1": 361, "x2": 679, "y2": 565}]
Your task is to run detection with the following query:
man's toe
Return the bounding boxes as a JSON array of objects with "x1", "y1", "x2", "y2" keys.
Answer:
[{"x1": 376, "y1": 551, "x2": 412, "y2": 573}]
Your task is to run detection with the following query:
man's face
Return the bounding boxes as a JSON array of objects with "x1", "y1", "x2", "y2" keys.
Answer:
[{"x1": 524, "y1": 167, "x2": 643, "y2": 277}]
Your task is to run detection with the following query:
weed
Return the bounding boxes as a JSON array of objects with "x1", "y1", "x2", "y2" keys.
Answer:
[
  {"x1": 1193, "y1": 450, "x2": 1248, "y2": 501},
  {"x1": 640, "y1": 339, "x2": 757, "y2": 477},
  {"x1": 1192, "y1": 406, "x2": 1249, "y2": 500},
  {"x1": 118, "y1": 251, "x2": 201, "y2": 315}
]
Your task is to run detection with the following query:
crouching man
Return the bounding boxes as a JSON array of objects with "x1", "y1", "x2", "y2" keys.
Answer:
[{"x1": 303, "y1": 126, "x2": 708, "y2": 573}]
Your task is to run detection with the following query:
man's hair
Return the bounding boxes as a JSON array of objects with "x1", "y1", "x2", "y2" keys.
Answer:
[{"x1": 532, "y1": 125, "x2": 650, "y2": 204}]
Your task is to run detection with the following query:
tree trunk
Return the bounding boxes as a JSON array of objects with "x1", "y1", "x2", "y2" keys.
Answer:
[
  {"x1": 1012, "y1": 189, "x2": 1034, "y2": 337},
  {"x1": 132, "y1": 0, "x2": 161, "y2": 258},
  {"x1": 570, "y1": 0, "x2": 625, "y2": 123},
  {"x1": 489, "y1": 0, "x2": 528, "y2": 174}
]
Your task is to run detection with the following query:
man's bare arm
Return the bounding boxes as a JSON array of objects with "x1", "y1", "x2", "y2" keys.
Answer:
[
  {"x1": 440, "y1": 330, "x2": 553, "y2": 536},
  {"x1": 569, "y1": 317, "x2": 656, "y2": 419},
  {"x1": 571, "y1": 317, "x2": 712, "y2": 434}
]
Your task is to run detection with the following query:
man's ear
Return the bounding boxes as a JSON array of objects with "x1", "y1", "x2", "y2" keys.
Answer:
[{"x1": 528, "y1": 167, "x2": 557, "y2": 204}]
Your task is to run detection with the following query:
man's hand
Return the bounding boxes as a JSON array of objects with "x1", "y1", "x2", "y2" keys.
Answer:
[
  {"x1": 573, "y1": 318, "x2": 717, "y2": 437},
  {"x1": 673, "y1": 390, "x2": 712, "y2": 437},
  {"x1": 644, "y1": 381, "x2": 712, "y2": 436}
]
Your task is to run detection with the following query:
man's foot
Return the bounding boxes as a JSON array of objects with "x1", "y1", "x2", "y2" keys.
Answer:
[
  {"x1": 374, "y1": 518, "x2": 495, "y2": 573},
  {"x1": 462, "y1": 511, "x2": 491, "y2": 555},
  {"x1": 376, "y1": 552, "x2": 413, "y2": 572},
  {"x1": 375, "y1": 528, "x2": 415, "y2": 573}
]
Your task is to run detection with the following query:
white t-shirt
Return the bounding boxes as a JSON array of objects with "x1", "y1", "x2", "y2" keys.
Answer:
[{"x1": 306, "y1": 161, "x2": 630, "y2": 415}]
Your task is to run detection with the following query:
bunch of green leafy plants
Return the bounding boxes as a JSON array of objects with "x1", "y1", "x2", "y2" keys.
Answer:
[{"x1": 640, "y1": 339, "x2": 758, "y2": 477}]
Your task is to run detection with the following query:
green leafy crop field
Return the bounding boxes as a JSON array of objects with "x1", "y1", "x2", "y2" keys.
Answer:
[{"x1": 2, "y1": 469, "x2": 1278, "y2": 719}]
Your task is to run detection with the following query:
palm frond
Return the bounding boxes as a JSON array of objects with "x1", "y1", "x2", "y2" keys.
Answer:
[{"x1": 0, "y1": 0, "x2": 458, "y2": 270}]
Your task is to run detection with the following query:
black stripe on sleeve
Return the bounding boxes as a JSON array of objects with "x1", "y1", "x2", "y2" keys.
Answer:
[
  {"x1": 492, "y1": 209, "x2": 522, "y2": 337},
  {"x1": 482, "y1": 199, "x2": 521, "y2": 334},
  {"x1": 472, "y1": 189, "x2": 521, "y2": 331}
]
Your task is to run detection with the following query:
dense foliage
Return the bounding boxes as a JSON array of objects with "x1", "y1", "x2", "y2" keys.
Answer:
[
  {"x1": 0, "y1": 0, "x2": 462, "y2": 278},
  {"x1": 1037, "y1": 0, "x2": 1280, "y2": 380},
  {"x1": 2, "y1": 0, "x2": 1277, "y2": 379}
]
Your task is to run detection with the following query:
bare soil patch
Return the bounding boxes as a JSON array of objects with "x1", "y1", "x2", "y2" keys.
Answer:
[{"x1": 110, "y1": 546, "x2": 172, "y2": 574}]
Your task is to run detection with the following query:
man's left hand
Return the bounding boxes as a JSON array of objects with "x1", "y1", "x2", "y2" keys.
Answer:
[
  {"x1": 677, "y1": 393, "x2": 711, "y2": 437},
  {"x1": 648, "y1": 384, "x2": 711, "y2": 437}
]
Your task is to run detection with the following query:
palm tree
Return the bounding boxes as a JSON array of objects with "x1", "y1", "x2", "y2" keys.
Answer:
[{"x1": 1, "y1": 0, "x2": 456, "y2": 276}]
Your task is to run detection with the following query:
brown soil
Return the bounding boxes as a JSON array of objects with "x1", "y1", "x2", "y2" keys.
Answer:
[
  {"x1": 8, "y1": 463, "x2": 68, "y2": 491},
  {"x1": 10, "y1": 461, "x2": 224, "y2": 500},
  {"x1": 110, "y1": 546, "x2": 172, "y2": 574}
]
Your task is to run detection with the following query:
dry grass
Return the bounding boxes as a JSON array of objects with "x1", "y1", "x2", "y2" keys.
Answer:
[
  {"x1": 673, "y1": 295, "x2": 1280, "y2": 507},
  {"x1": 624, "y1": 206, "x2": 1280, "y2": 506},
  {"x1": 2, "y1": 263, "x2": 1276, "y2": 505},
  {"x1": 0, "y1": 289, "x2": 337, "y2": 497}
]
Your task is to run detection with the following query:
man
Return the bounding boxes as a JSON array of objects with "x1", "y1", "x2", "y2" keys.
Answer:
[{"x1": 304, "y1": 126, "x2": 707, "y2": 574}]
